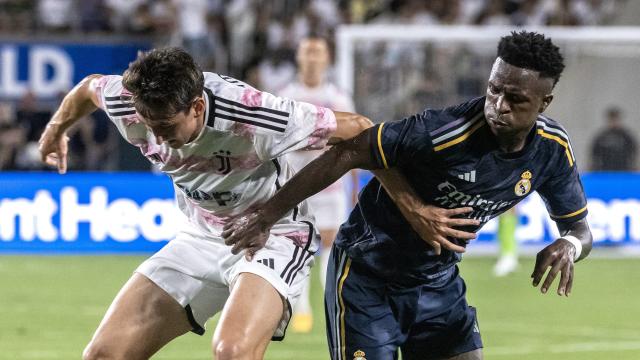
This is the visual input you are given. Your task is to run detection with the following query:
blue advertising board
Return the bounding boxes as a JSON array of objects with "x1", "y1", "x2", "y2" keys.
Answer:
[
  {"x1": 0, "y1": 172, "x2": 177, "y2": 253},
  {"x1": 0, "y1": 42, "x2": 149, "y2": 99},
  {"x1": 0, "y1": 172, "x2": 638, "y2": 254}
]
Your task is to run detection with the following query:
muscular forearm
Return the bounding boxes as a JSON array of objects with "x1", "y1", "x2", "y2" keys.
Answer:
[
  {"x1": 557, "y1": 218, "x2": 592, "y2": 261},
  {"x1": 47, "y1": 74, "x2": 102, "y2": 135},
  {"x1": 372, "y1": 168, "x2": 422, "y2": 219},
  {"x1": 262, "y1": 143, "x2": 358, "y2": 224},
  {"x1": 328, "y1": 111, "x2": 373, "y2": 144}
]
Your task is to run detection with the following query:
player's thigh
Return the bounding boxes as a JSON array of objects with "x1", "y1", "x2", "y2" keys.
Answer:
[
  {"x1": 85, "y1": 273, "x2": 191, "y2": 359},
  {"x1": 401, "y1": 272, "x2": 483, "y2": 360},
  {"x1": 325, "y1": 245, "x2": 402, "y2": 360},
  {"x1": 213, "y1": 273, "x2": 285, "y2": 356}
]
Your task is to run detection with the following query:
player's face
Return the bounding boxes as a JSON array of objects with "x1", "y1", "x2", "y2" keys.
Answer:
[
  {"x1": 297, "y1": 39, "x2": 330, "y2": 77},
  {"x1": 484, "y1": 57, "x2": 554, "y2": 138},
  {"x1": 143, "y1": 97, "x2": 206, "y2": 149}
]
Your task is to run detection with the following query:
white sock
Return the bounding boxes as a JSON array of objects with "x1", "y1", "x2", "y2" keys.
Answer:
[
  {"x1": 320, "y1": 248, "x2": 330, "y2": 290},
  {"x1": 294, "y1": 276, "x2": 312, "y2": 315}
]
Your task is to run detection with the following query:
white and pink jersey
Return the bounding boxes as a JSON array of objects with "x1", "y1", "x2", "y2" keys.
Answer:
[
  {"x1": 94, "y1": 73, "x2": 337, "y2": 251},
  {"x1": 278, "y1": 81, "x2": 355, "y2": 194}
]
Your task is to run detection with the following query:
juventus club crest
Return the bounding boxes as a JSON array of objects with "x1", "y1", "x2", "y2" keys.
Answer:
[{"x1": 515, "y1": 170, "x2": 532, "y2": 196}]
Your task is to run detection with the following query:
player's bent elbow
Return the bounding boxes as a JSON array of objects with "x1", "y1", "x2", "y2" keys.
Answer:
[{"x1": 355, "y1": 114, "x2": 374, "y2": 131}]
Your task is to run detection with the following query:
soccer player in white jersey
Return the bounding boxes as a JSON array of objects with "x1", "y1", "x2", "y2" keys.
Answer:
[
  {"x1": 278, "y1": 36, "x2": 358, "y2": 333},
  {"x1": 37, "y1": 48, "x2": 470, "y2": 360}
]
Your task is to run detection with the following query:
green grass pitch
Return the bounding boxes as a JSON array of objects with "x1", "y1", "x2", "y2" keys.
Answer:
[{"x1": 1, "y1": 255, "x2": 639, "y2": 359}]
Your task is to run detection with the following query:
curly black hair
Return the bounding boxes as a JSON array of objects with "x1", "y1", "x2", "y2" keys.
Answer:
[
  {"x1": 497, "y1": 31, "x2": 565, "y2": 86},
  {"x1": 122, "y1": 47, "x2": 204, "y2": 123}
]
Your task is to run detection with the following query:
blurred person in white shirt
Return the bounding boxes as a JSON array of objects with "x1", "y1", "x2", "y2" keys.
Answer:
[{"x1": 279, "y1": 36, "x2": 359, "y2": 333}]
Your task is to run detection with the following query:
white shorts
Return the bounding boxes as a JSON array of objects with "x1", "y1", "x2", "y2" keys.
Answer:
[
  {"x1": 135, "y1": 222, "x2": 315, "y2": 340},
  {"x1": 308, "y1": 191, "x2": 348, "y2": 230}
]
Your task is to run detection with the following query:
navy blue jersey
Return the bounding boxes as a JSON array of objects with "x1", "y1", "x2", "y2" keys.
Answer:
[{"x1": 335, "y1": 96, "x2": 588, "y2": 284}]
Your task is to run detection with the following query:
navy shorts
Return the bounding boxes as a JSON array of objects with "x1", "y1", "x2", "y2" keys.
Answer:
[{"x1": 325, "y1": 245, "x2": 483, "y2": 360}]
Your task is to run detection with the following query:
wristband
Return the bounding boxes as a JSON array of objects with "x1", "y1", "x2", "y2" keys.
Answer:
[{"x1": 560, "y1": 235, "x2": 582, "y2": 261}]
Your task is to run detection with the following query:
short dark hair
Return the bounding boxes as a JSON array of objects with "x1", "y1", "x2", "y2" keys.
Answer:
[
  {"x1": 122, "y1": 47, "x2": 204, "y2": 122},
  {"x1": 497, "y1": 31, "x2": 565, "y2": 85}
]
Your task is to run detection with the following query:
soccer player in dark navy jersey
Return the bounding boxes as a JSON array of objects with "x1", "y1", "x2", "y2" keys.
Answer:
[{"x1": 224, "y1": 31, "x2": 593, "y2": 360}]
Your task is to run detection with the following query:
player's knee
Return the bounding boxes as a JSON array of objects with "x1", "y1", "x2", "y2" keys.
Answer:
[
  {"x1": 83, "y1": 341, "x2": 116, "y2": 360},
  {"x1": 213, "y1": 337, "x2": 254, "y2": 360}
]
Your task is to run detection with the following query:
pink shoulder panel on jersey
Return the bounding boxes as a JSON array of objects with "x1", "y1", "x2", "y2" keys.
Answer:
[{"x1": 306, "y1": 105, "x2": 337, "y2": 149}]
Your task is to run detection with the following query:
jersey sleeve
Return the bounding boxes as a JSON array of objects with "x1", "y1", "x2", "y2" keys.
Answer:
[
  {"x1": 370, "y1": 113, "x2": 433, "y2": 169},
  {"x1": 93, "y1": 75, "x2": 148, "y2": 145},
  {"x1": 537, "y1": 146, "x2": 589, "y2": 224},
  {"x1": 210, "y1": 84, "x2": 337, "y2": 161}
]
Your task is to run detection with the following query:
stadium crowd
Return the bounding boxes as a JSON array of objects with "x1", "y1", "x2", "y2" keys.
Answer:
[{"x1": 0, "y1": 0, "x2": 630, "y2": 171}]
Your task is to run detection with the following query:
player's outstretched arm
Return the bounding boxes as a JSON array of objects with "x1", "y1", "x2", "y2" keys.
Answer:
[
  {"x1": 38, "y1": 74, "x2": 103, "y2": 173},
  {"x1": 223, "y1": 124, "x2": 480, "y2": 258},
  {"x1": 328, "y1": 111, "x2": 374, "y2": 143},
  {"x1": 223, "y1": 127, "x2": 375, "y2": 258},
  {"x1": 371, "y1": 169, "x2": 480, "y2": 255},
  {"x1": 531, "y1": 218, "x2": 592, "y2": 296}
]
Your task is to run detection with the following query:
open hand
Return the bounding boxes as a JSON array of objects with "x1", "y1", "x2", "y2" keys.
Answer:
[
  {"x1": 222, "y1": 210, "x2": 272, "y2": 260},
  {"x1": 407, "y1": 205, "x2": 480, "y2": 255},
  {"x1": 531, "y1": 238, "x2": 576, "y2": 296},
  {"x1": 38, "y1": 123, "x2": 69, "y2": 174}
]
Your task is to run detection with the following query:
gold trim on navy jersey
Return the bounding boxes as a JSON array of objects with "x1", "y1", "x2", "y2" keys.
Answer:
[
  {"x1": 536, "y1": 117, "x2": 575, "y2": 167},
  {"x1": 432, "y1": 112, "x2": 484, "y2": 152},
  {"x1": 376, "y1": 123, "x2": 389, "y2": 169},
  {"x1": 551, "y1": 205, "x2": 588, "y2": 220}
]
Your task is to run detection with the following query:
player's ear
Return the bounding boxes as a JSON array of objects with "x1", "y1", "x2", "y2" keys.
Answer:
[
  {"x1": 193, "y1": 97, "x2": 206, "y2": 116},
  {"x1": 539, "y1": 94, "x2": 553, "y2": 113}
]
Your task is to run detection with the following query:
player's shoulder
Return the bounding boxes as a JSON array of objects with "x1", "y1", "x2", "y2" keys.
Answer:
[
  {"x1": 535, "y1": 114, "x2": 574, "y2": 150},
  {"x1": 419, "y1": 96, "x2": 485, "y2": 134},
  {"x1": 203, "y1": 72, "x2": 254, "y2": 96},
  {"x1": 98, "y1": 74, "x2": 126, "y2": 98},
  {"x1": 535, "y1": 114, "x2": 577, "y2": 166},
  {"x1": 535, "y1": 114, "x2": 571, "y2": 139}
]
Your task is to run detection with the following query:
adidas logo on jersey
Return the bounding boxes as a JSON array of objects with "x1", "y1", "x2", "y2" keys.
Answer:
[
  {"x1": 458, "y1": 170, "x2": 476, "y2": 182},
  {"x1": 257, "y1": 258, "x2": 275, "y2": 270}
]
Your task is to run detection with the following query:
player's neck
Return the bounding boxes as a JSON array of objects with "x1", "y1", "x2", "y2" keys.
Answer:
[
  {"x1": 189, "y1": 112, "x2": 206, "y2": 143},
  {"x1": 299, "y1": 73, "x2": 323, "y2": 88},
  {"x1": 496, "y1": 126, "x2": 535, "y2": 153}
]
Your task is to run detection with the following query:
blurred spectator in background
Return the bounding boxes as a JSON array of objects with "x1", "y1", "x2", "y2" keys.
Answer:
[
  {"x1": 14, "y1": 92, "x2": 51, "y2": 170},
  {"x1": 0, "y1": 101, "x2": 26, "y2": 170},
  {"x1": 257, "y1": 48, "x2": 296, "y2": 93},
  {"x1": 475, "y1": 0, "x2": 512, "y2": 25},
  {"x1": 79, "y1": 0, "x2": 111, "y2": 33},
  {"x1": 105, "y1": 0, "x2": 146, "y2": 33},
  {"x1": 37, "y1": 0, "x2": 74, "y2": 33},
  {"x1": 493, "y1": 208, "x2": 519, "y2": 277},
  {"x1": 590, "y1": 106, "x2": 637, "y2": 171},
  {"x1": 67, "y1": 110, "x2": 119, "y2": 171},
  {"x1": 572, "y1": 0, "x2": 617, "y2": 25},
  {"x1": 173, "y1": 0, "x2": 213, "y2": 68},
  {"x1": 279, "y1": 36, "x2": 358, "y2": 334},
  {"x1": 0, "y1": 0, "x2": 633, "y2": 172}
]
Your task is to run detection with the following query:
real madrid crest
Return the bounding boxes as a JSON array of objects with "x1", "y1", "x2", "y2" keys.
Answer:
[
  {"x1": 514, "y1": 170, "x2": 532, "y2": 196},
  {"x1": 353, "y1": 350, "x2": 367, "y2": 360}
]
